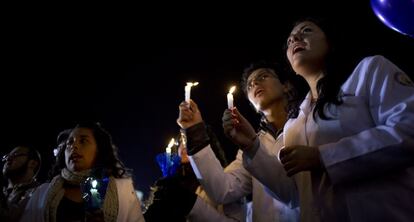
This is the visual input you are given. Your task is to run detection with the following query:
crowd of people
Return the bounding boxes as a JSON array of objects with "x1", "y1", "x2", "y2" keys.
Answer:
[{"x1": 2, "y1": 17, "x2": 414, "y2": 222}]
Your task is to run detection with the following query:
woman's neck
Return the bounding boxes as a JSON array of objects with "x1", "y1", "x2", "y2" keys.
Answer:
[{"x1": 303, "y1": 71, "x2": 324, "y2": 100}]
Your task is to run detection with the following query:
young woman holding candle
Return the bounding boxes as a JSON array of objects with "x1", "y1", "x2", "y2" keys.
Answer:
[
  {"x1": 21, "y1": 122, "x2": 145, "y2": 222},
  {"x1": 177, "y1": 61, "x2": 306, "y2": 221},
  {"x1": 225, "y1": 17, "x2": 414, "y2": 221}
]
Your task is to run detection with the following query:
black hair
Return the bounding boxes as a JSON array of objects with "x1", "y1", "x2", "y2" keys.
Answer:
[
  {"x1": 57, "y1": 129, "x2": 71, "y2": 145},
  {"x1": 49, "y1": 122, "x2": 131, "y2": 179},
  {"x1": 285, "y1": 17, "x2": 359, "y2": 120},
  {"x1": 241, "y1": 61, "x2": 289, "y2": 95}
]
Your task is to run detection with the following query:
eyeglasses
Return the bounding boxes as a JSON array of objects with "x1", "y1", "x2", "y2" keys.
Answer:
[
  {"x1": 2, "y1": 153, "x2": 29, "y2": 162},
  {"x1": 246, "y1": 73, "x2": 275, "y2": 92}
]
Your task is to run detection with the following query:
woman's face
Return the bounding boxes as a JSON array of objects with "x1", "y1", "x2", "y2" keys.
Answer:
[
  {"x1": 246, "y1": 68, "x2": 286, "y2": 112},
  {"x1": 286, "y1": 21, "x2": 329, "y2": 76},
  {"x1": 65, "y1": 127, "x2": 98, "y2": 172}
]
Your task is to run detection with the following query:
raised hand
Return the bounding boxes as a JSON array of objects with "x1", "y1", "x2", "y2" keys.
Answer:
[
  {"x1": 222, "y1": 107, "x2": 257, "y2": 151},
  {"x1": 177, "y1": 100, "x2": 203, "y2": 129}
]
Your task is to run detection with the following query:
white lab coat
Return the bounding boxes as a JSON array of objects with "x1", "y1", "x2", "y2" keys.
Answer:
[
  {"x1": 283, "y1": 55, "x2": 414, "y2": 221},
  {"x1": 188, "y1": 187, "x2": 245, "y2": 222},
  {"x1": 189, "y1": 132, "x2": 299, "y2": 222},
  {"x1": 20, "y1": 178, "x2": 145, "y2": 222}
]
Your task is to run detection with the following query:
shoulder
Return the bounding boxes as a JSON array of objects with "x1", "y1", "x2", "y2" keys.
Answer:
[
  {"x1": 352, "y1": 55, "x2": 388, "y2": 73},
  {"x1": 113, "y1": 177, "x2": 134, "y2": 188},
  {"x1": 343, "y1": 55, "x2": 405, "y2": 90},
  {"x1": 32, "y1": 182, "x2": 51, "y2": 196},
  {"x1": 354, "y1": 55, "x2": 402, "y2": 73}
]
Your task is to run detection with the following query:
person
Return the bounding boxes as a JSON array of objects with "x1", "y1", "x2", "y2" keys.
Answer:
[
  {"x1": 21, "y1": 122, "x2": 145, "y2": 222},
  {"x1": 1, "y1": 146, "x2": 41, "y2": 221},
  {"x1": 178, "y1": 61, "x2": 304, "y2": 221},
  {"x1": 144, "y1": 131, "x2": 246, "y2": 222},
  {"x1": 240, "y1": 18, "x2": 414, "y2": 221}
]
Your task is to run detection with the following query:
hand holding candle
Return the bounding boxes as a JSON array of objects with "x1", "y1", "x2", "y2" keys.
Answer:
[
  {"x1": 184, "y1": 82, "x2": 199, "y2": 106},
  {"x1": 227, "y1": 86, "x2": 236, "y2": 109}
]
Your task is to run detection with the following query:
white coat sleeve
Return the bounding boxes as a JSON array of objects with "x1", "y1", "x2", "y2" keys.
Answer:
[
  {"x1": 189, "y1": 145, "x2": 252, "y2": 204},
  {"x1": 319, "y1": 55, "x2": 414, "y2": 184},
  {"x1": 187, "y1": 196, "x2": 243, "y2": 222},
  {"x1": 116, "y1": 178, "x2": 145, "y2": 222},
  {"x1": 242, "y1": 136, "x2": 299, "y2": 208}
]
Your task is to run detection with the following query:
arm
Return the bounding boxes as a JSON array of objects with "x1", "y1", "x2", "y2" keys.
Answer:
[
  {"x1": 320, "y1": 55, "x2": 414, "y2": 184},
  {"x1": 188, "y1": 140, "x2": 252, "y2": 204},
  {"x1": 188, "y1": 195, "x2": 245, "y2": 222},
  {"x1": 243, "y1": 133, "x2": 299, "y2": 208},
  {"x1": 177, "y1": 100, "x2": 252, "y2": 204}
]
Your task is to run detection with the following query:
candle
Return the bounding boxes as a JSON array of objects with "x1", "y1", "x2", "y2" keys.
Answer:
[
  {"x1": 166, "y1": 138, "x2": 175, "y2": 154},
  {"x1": 227, "y1": 86, "x2": 236, "y2": 109},
  {"x1": 165, "y1": 138, "x2": 175, "y2": 169},
  {"x1": 89, "y1": 179, "x2": 101, "y2": 208},
  {"x1": 184, "y1": 82, "x2": 199, "y2": 104}
]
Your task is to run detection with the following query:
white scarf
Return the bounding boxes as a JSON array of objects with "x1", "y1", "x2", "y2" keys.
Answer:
[{"x1": 44, "y1": 168, "x2": 119, "y2": 222}]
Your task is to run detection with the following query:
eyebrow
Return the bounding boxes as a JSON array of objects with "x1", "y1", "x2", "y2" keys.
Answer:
[
  {"x1": 247, "y1": 70, "x2": 272, "y2": 83},
  {"x1": 69, "y1": 134, "x2": 90, "y2": 140},
  {"x1": 289, "y1": 24, "x2": 312, "y2": 37}
]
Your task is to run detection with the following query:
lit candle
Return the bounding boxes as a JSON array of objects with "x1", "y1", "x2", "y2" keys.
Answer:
[
  {"x1": 227, "y1": 86, "x2": 236, "y2": 109},
  {"x1": 165, "y1": 138, "x2": 175, "y2": 169},
  {"x1": 165, "y1": 138, "x2": 175, "y2": 154},
  {"x1": 184, "y1": 82, "x2": 199, "y2": 105},
  {"x1": 89, "y1": 179, "x2": 101, "y2": 208}
]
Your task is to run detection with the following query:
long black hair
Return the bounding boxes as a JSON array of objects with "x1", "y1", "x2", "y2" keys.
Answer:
[
  {"x1": 49, "y1": 122, "x2": 131, "y2": 179},
  {"x1": 285, "y1": 17, "x2": 360, "y2": 120}
]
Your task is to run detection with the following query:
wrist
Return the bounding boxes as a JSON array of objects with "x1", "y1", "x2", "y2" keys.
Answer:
[
  {"x1": 184, "y1": 122, "x2": 210, "y2": 155},
  {"x1": 243, "y1": 135, "x2": 260, "y2": 158}
]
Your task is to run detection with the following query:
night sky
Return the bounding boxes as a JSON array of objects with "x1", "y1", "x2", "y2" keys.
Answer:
[{"x1": 2, "y1": 1, "x2": 414, "y2": 197}]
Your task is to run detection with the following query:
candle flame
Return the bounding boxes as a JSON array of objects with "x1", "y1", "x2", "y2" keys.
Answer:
[
  {"x1": 229, "y1": 86, "x2": 236, "y2": 94},
  {"x1": 186, "y1": 82, "x2": 199, "y2": 87},
  {"x1": 167, "y1": 138, "x2": 175, "y2": 149},
  {"x1": 92, "y1": 180, "x2": 98, "y2": 188}
]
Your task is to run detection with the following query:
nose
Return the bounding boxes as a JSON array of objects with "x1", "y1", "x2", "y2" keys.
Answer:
[
  {"x1": 288, "y1": 32, "x2": 302, "y2": 46},
  {"x1": 248, "y1": 79, "x2": 260, "y2": 91},
  {"x1": 67, "y1": 140, "x2": 79, "y2": 152}
]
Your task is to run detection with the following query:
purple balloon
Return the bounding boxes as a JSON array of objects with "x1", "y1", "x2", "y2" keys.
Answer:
[{"x1": 371, "y1": 0, "x2": 414, "y2": 37}]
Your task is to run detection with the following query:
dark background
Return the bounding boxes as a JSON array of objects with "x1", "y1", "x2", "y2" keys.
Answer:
[{"x1": 2, "y1": 1, "x2": 413, "y2": 197}]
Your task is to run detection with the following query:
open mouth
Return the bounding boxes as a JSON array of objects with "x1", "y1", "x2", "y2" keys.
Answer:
[
  {"x1": 291, "y1": 42, "x2": 306, "y2": 55},
  {"x1": 255, "y1": 88, "x2": 264, "y2": 97},
  {"x1": 293, "y1": 45, "x2": 305, "y2": 54},
  {"x1": 69, "y1": 153, "x2": 82, "y2": 162}
]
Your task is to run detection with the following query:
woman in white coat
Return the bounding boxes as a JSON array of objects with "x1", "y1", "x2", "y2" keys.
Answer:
[
  {"x1": 278, "y1": 18, "x2": 414, "y2": 221},
  {"x1": 21, "y1": 122, "x2": 144, "y2": 222}
]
